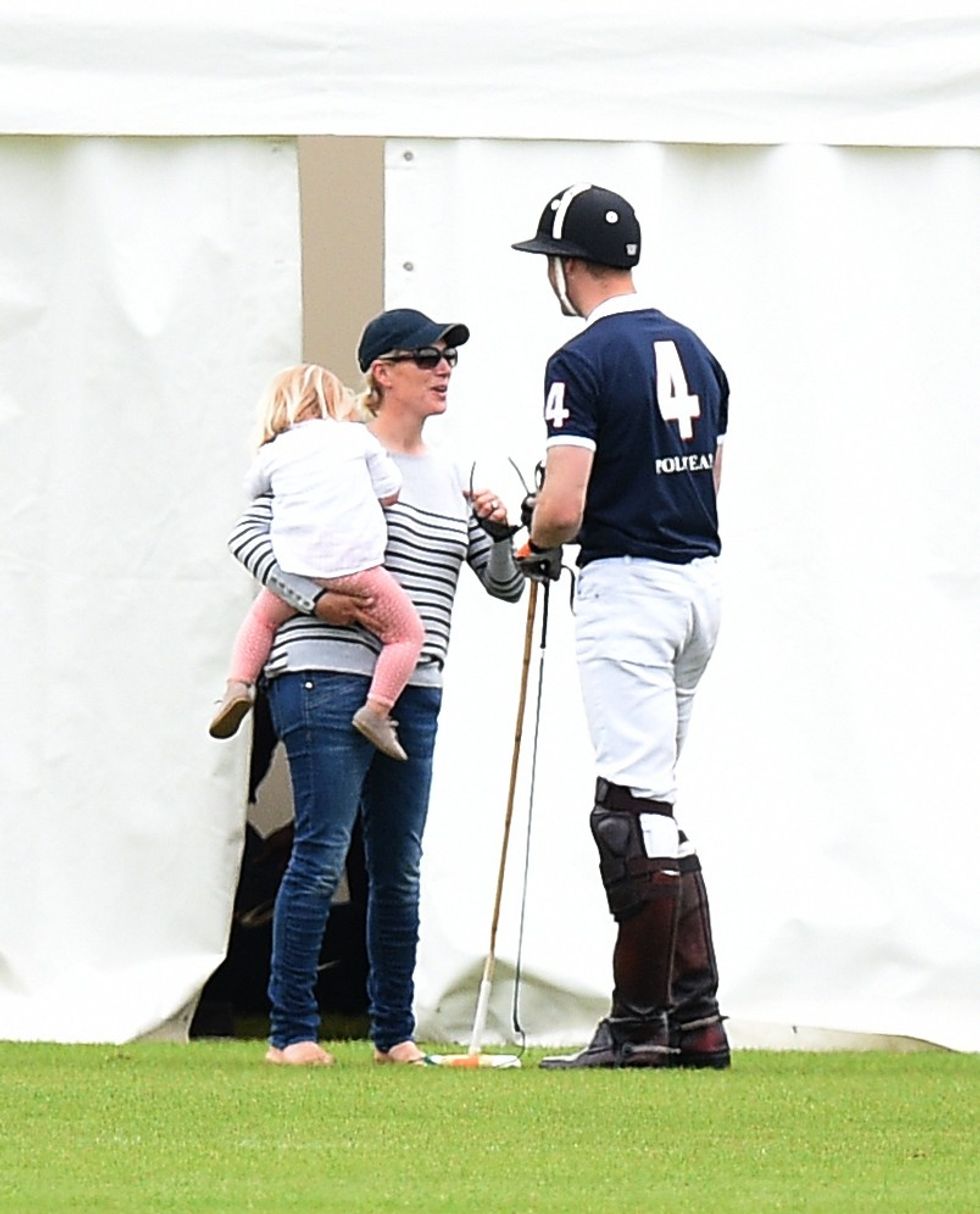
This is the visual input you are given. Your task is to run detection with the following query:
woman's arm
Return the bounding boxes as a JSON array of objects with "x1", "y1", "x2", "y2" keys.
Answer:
[
  {"x1": 457, "y1": 478, "x2": 524, "y2": 602},
  {"x1": 228, "y1": 495, "x2": 321, "y2": 614},
  {"x1": 228, "y1": 496, "x2": 377, "y2": 625},
  {"x1": 466, "y1": 521, "x2": 525, "y2": 602}
]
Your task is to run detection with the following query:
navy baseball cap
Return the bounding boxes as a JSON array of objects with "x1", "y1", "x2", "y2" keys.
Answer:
[{"x1": 357, "y1": 308, "x2": 470, "y2": 372}]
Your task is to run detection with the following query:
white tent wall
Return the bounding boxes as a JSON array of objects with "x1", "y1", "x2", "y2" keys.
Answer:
[
  {"x1": 392, "y1": 140, "x2": 980, "y2": 1053},
  {"x1": 1, "y1": 3, "x2": 977, "y2": 148},
  {"x1": 0, "y1": 136, "x2": 301, "y2": 1042}
]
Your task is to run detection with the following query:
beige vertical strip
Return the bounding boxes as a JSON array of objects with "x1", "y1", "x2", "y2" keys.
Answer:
[
  {"x1": 298, "y1": 136, "x2": 385, "y2": 388},
  {"x1": 247, "y1": 137, "x2": 385, "y2": 843}
]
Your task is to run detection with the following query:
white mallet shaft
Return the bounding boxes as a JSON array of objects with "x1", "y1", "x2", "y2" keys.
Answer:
[{"x1": 468, "y1": 974, "x2": 494, "y2": 1056}]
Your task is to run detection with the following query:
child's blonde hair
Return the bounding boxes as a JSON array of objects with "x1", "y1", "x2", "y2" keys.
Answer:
[{"x1": 254, "y1": 363, "x2": 355, "y2": 446}]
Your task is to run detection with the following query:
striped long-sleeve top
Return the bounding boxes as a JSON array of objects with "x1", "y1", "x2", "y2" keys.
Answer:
[{"x1": 228, "y1": 446, "x2": 525, "y2": 688}]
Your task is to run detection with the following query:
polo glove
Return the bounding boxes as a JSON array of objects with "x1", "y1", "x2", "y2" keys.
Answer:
[{"x1": 514, "y1": 540, "x2": 563, "y2": 582}]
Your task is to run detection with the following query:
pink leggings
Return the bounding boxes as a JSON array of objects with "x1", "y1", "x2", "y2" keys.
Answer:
[{"x1": 228, "y1": 566, "x2": 425, "y2": 709}]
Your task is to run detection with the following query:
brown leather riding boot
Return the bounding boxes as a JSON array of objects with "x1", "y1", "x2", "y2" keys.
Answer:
[
  {"x1": 610, "y1": 883, "x2": 681, "y2": 1067},
  {"x1": 538, "y1": 1007, "x2": 674, "y2": 1069},
  {"x1": 538, "y1": 1016, "x2": 620, "y2": 1069},
  {"x1": 540, "y1": 881, "x2": 681, "y2": 1070},
  {"x1": 669, "y1": 856, "x2": 730, "y2": 1069}
]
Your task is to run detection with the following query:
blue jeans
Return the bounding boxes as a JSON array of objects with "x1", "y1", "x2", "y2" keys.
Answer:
[{"x1": 265, "y1": 672, "x2": 442, "y2": 1051}]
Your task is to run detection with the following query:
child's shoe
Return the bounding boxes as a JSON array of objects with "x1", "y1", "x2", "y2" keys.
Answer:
[
  {"x1": 209, "y1": 680, "x2": 255, "y2": 739},
  {"x1": 352, "y1": 704, "x2": 408, "y2": 761}
]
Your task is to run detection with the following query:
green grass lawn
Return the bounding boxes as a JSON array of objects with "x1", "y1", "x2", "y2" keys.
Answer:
[{"x1": 1, "y1": 1042, "x2": 976, "y2": 1212}]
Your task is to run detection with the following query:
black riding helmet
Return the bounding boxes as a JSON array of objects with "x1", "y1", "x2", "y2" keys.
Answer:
[{"x1": 512, "y1": 183, "x2": 641, "y2": 269}]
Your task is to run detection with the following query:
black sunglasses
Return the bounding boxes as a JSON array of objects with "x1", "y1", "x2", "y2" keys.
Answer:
[{"x1": 382, "y1": 345, "x2": 458, "y2": 370}]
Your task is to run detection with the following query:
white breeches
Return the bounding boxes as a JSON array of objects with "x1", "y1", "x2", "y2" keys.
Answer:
[{"x1": 574, "y1": 555, "x2": 722, "y2": 805}]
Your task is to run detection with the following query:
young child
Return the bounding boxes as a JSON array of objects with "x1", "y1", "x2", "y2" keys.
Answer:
[{"x1": 209, "y1": 363, "x2": 425, "y2": 761}]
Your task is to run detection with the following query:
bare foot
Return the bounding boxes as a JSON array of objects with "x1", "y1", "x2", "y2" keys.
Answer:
[
  {"x1": 373, "y1": 1040, "x2": 427, "y2": 1065},
  {"x1": 265, "y1": 1041, "x2": 335, "y2": 1066}
]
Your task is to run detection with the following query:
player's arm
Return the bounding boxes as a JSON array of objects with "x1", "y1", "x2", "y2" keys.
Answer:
[
  {"x1": 530, "y1": 444, "x2": 594, "y2": 549},
  {"x1": 713, "y1": 441, "x2": 724, "y2": 495}
]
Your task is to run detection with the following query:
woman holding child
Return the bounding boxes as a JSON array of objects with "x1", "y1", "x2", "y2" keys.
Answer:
[{"x1": 228, "y1": 308, "x2": 523, "y2": 1065}]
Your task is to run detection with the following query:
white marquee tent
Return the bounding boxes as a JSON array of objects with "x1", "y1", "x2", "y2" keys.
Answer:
[{"x1": 1, "y1": 1, "x2": 978, "y2": 1051}]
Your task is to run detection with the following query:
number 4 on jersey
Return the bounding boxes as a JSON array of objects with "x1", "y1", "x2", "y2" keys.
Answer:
[
  {"x1": 654, "y1": 340, "x2": 700, "y2": 440},
  {"x1": 544, "y1": 381, "x2": 570, "y2": 429}
]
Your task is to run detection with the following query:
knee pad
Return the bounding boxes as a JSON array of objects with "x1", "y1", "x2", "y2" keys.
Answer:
[{"x1": 590, "y1": 803, "x2": 679, "y2": 922}]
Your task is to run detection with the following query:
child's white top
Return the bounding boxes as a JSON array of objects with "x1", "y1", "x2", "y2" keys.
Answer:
[{"x1": 244, "y1": 418, "x2": 402, "y2": 579}]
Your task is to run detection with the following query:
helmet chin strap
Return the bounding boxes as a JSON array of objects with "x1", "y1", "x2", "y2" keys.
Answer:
[{"x1": 548, "y1": 256, "x2": 582, "y2": 318}]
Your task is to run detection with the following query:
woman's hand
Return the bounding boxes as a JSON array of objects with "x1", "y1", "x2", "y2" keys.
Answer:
[
  {"x1": 314, "y1": 589, "x2": 376, "y2": 627},
  {"x1": 467, "y1": 487, "x2": 518, "y2": 540}
]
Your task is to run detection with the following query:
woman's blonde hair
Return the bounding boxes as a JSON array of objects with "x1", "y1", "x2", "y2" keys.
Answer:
[
  {"x1": 354, "y1": 366, "x2": 385, "y2": 420},
  {"x1": 254, "y1": 363, "x2": 355, "y2": 446}
]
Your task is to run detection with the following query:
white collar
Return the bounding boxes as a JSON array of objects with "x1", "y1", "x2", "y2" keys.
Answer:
[{"x1": 584, "y1": 292, "x2": 652, "y2": 328}]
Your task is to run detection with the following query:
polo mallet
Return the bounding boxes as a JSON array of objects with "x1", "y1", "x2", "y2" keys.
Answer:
[{"x1": 426, "y1": 578, "x2": 539, "y2": 1069}]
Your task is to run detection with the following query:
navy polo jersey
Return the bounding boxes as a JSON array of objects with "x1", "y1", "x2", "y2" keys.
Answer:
[{"x1": 543, "y1": 301, "x2": 729, "y2": 567}]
